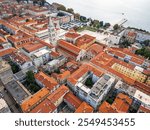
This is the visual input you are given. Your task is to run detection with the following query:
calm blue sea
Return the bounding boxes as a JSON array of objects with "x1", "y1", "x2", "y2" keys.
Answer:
[{"x1": 48, "y1": 0, "x2": 150, "y2": 31}]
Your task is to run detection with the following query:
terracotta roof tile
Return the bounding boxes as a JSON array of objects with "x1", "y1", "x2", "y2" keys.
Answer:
[
  {"x1": 23, "y1": 42, "x2": 45, "y2": 53},
  {"x1": 75, "y1": 102, "x2": 94, "y2": 113},
  {"x1": 75, "y1": 34, "x2": 96, "y2": 49},
  {"x1": 35, "y1": 71, "x2": 58, "y2": 90},
  {"x1": 57, "y1": 70, "x2": 71, "y2": 81},
  {"x1": 65, "y1": 32, "x2": 81, "y2": 39},
  {"x1": 47, "y1": 85, "x2": 69, "y2": 106},
  {"x1": 21, "y1": 88, "x2": 50, "y2": 112},
  {"x1": 99, "y1": 93, "x2": 132, "y2": 113},
  {"x1": 10, "y1": 51, "x2": 31, "y2": 65},
  {"x1": 0, "y1": 47, "x2": 16, "y2": 57},
  {"x1": 30, "y1": 99, "x2": 56, "y2": 113},
  {"x1": 64, "y1": 92, "x2": 82, "y2": 110},
  {"x1": 87, "y1": 44, "x2": 104, "y2": 55},
  {"x1": 57, "y1": 39, "x2": 81, "y2": 55},
  {"x1": 138, "y1": 105, "x2": 150, "y2": 113},
  {"x1": 68, "y1": 64, "x2": 103, "y2": 85}
]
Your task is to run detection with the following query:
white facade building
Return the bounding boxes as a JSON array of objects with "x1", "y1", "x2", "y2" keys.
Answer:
[
  {"x1": 105, "y1": 34, "x2": 121, "y2": 45},
  {"x1": 74, "y1": 72, "x2": 116, "y2": 109},
  {"x1": 134, "y1": 90, "x2": 150, "y2": 108},
  {"x1": 32, "y1": 49, "x2": 50, "y2": 67},
  {"x1": 46, "y1": 56, "x2": 67, "y2": 72}
]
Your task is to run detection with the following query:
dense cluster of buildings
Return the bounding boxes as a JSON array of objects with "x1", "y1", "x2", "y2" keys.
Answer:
[{"x1": 0, "y1": 0, "x2": 150, "y2": 113}]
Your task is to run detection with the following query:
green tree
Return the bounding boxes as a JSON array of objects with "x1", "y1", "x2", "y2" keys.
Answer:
[
  {"x1": 33, "y1": 0, "x2": 38, "y2": 6},
  {"x1": 67, "y1": 8, "x2": 74, "y2": 14},
  {"x1": 57, "y1": 5, "x2": 66, "y2": 11},
  {"x1": 93, "y1": 20, "x2": 100, "y2": 28},
  {"x1": 120, "y1": 40, "x2": 132, "y2": 48},
  {"x1": 135, "y1": 47, "x2": 150, "y2": 59},
  {"x1": 26, "y1": 71, "x2": 35, "y2": 84},
  {"x1": 85, "y1": 77, "x2": 94, "y2": 88},
  {"x1": 26, "y1": 19, "x2": 30, "y2": 22},
  {"x1": 29, "y1": 83, "x2": 40, "y2": 93},
  {"x1": 25, "y1": 71, "x2": 41, "y2": 93},
  {"x1": 104, "y1": 23, "x2": 111, "y2": 28},
  {"x1": 99, "y1": 21, "x2": 104, "y2": 27},
  {"x1": 80, "y1": 16, "x2": 87, "y2": 22},
  {"x1": 74, "y1": 13, "x2": 80, "y2": 20},
  {"x1": 106, "y1": 98, "x2": 114, "y2": 104},
  {"x1": 40, "y1": 0, "x2": 46, "y2": 6},
  {"x1": 54, "y1": 69, "x2": 60, "y2": 74},
  {"x1": 113, "y1": 24, "x2": 119, "y2": 30},
  {"x1": 8, "y1": 61, "x2": 20, "y2": 74},
  {"x1": 143, "y1": 40, "x2": 150, "y2": 46}
]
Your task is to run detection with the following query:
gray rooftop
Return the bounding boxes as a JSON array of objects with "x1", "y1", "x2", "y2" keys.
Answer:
[
  {"x1": 114, "y1": 80, "x2": 137, "y2": 96},
  {"x1": 5, "y1": 80, "x2": 31, "y2": 104},
  {"x1": 91, "y1": 75, "x2": 110, "y2": 96},
  {"x1": 90, "y1": 74, "x2": 115, "y2": 99}
]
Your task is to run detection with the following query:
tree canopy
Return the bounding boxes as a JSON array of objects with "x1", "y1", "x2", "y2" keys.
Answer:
[
  {"x1": 135, "y1": 47, "x2": 150, "y2": 59},
  {"x1": 113, "y1": 24, "x2": 119, "y2": 30},
  {"x1": 26, "y1": 71, "x2": 41, "y2": 93}
]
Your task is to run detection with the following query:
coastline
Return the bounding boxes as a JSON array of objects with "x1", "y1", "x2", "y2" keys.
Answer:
[{"x1": 47, "y1": 0, "x2": 150, "y2": 32}]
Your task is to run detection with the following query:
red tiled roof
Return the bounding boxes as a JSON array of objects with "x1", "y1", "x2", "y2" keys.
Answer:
[
  {"x1": 10, "y1": 51, "x2": 31, "y2": 65},
  {"x1": 98, "y1": 101, "x2": 117, "y2": 113},
  {"x1": 114, "y1": 93, "x2": 132, "y2": 112},
  {"x1": 90, "y1": 52, "x2": 150, "y2": 91},
  {"x1": 57, "y1": 70, "x2": 71, "y2": 81},
  {"x1": 7, "y1": 30, "x2": 33, "y2": 45},
  {"x1": 35, "y1": 71, "x2": 58, "y2": 90},
  {"x1": 64, "y1": 92, "x2": 82, "y2": 110},
  {"x1": 21, "y1": 88, "x2": 50, "y2": 113},
  {"x1": 138, "y1": 105, "x2": 150, "y2": 113},
  {"x1": 47, "y1": 85, "x2": 69, "y2": 105},
  {"x1": 36, "y1": 38, "x2": 54, "y2": 49},
  {"x1": 57, "y1": 46, "x2": 78, "y2": 59},
  {"x1": 30, "y1": 99, "x2": 56, "y2": 113},
  {"x1": 50, "y1": 51, "x2": 60, "y2": 58},
  {"x1": 75, "y1": 34, "x2": 96, "y2": 48},
  {"x1": 65, "y1": 32, "x2": 81, "y2": 39},
  {"x1": 0, "y1": 36, "x2": 6, "y2": 44},
  {"x1": 99, "y1": 93, "x2": 132, "y2": 113},
  {"x1": 28, "y1": 5, "x2": 49, "y2": 13},
  {"x1": 87, "y1": 44, "x2": 104, "y2": 55},
  {"x1": 123, "y1": 48, "x2": 144, "y2": 60},
  {"x1": 107, "y1": 47, "x2": 145, "y2": 65},
  {"x1": 23, "y1": 42, "x2": 45, "y2": 53},
  {"x1": 127, "y1": 31, "x2": 137, "y2": 37},
  {"x1": 68, "y1": 64, "x2": 103, "y2": 85},
  {"x1": 75, "y1": 102, "x2": 94, "y2": 113},
  {"x1": 0, "y1": 47, "x2": 16, "y2": 57},
  {"x1": 0, "y1": 19, "x2": 18, "y2": 32},
  {"x1": 134, "y1": 82, "x2": 150, "y2": 95},
  {"x1": 57, "y1": 39, "x2": 81, "y2": 55}
]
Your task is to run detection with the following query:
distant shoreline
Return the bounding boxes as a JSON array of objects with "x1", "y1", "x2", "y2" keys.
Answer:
[{"x1": 47, "y1": 0, "x2": 150, "y2": 32}]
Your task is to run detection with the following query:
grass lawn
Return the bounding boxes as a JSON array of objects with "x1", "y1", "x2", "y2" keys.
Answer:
[{"x1": 77, "y1": 26, "x2": 98, "y2": 32}]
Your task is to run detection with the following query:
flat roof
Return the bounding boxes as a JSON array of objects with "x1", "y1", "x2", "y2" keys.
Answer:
[
  {"x1": 134, "y1": 66, "x2": 144, "y2": 72},
  {"x1": 90, "y1": 74, "x2": 113, "y2": 98},
  {"x1": 47, "y1": 59, "x2": 59, "y2": 66},
  {"x1": 114, "y1": 81, "x2": 136, "y2": 96},
  {"x1": 134, "y1": 90, "x2": 150, "y2": 106},
  {"x1": 34, "y1": 49, "x2": 49, "y2": 57},
  {"x1": 0, "y1": 98, "x2": 11, "y2": 113},
  {"x1": 77, "y1": 82, "x2": 91, "y2": 94},
  {"x1": 5, "y1": 80, "x2": 30, "y2": 104}
]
